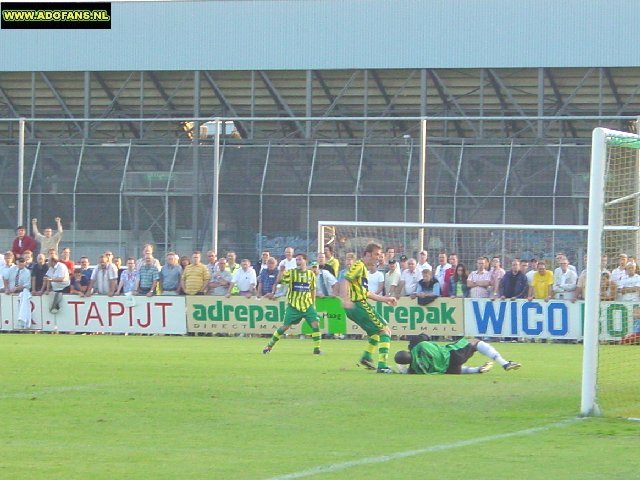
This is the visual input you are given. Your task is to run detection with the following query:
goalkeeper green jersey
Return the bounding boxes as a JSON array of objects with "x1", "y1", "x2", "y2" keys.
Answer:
[
  {"x1": 344, "y1": 259, "x2": 369, "y2": 302},
  {"x1": 409, "y1": 338, "x2": 469, "y2": 374},
  {"x1": 281, "y1": 268, "x2": 315, "y2": 311}
]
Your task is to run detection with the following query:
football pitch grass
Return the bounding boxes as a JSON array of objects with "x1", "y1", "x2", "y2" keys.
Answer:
[{"x1": 1, "y1": 334, "x2": 637, "y2": 479}]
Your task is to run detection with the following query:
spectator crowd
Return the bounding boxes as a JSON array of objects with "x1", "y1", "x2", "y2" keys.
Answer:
[{"x1": 2, "y1": 219, "x2": 640, "y2": 307}]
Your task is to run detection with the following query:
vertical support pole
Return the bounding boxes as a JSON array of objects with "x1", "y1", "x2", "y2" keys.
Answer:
[
  {"x1": 83, "y1": 71, "x2": 91, "y2": 139},
  {"x1": 418, "y1": 119, "x2": 427, "y2": 251},
  {"x1": 17, "y1": 118, "x2": 25, "y2": 227},
  {"x1": 581, "y1": 127, "x2": 607, "y2": 416},
  {"x1": 363, "y1": 69, "x2": 368, "y2": 138},
  {"x1": 211, "y1": 118, "x2": 221, "y2": 254},
  {"x1": 537, "y1": 68, "x2": 544, "y2": 138},
  {"x1": 250, "y1": 70, "x2": 255, "y2": 139},
  {"x1": 305, "y1": 70, "x2": 312, "y2": 139},
  {"x1": 192, "y1": 70, "x2": 200, "y2": 251}
]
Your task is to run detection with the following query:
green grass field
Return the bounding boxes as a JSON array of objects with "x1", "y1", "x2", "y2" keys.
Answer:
[{"x1": 0, "y1": 334, "x2": 637, "y2": 479}]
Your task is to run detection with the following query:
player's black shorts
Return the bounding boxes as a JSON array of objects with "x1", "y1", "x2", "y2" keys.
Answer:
[{"x1": 445, "y1": 342, "x2": 476, "y2": 374}]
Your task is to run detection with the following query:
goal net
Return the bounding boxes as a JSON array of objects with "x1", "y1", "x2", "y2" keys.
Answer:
[{"x1": 581, "y1": 128, "x2": 640, "y2": 419}]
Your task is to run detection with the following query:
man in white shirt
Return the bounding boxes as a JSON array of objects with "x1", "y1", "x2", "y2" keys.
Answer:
[
  {"x1": 398, "y1": 258, "x2": 421, "y2": 296},
  {"x1": 367, "y1": 264, "x2": 384, "y2": 295},
  {"x1": 552, "y1": 258, "x2": 578, "y2": 300},
  {"x1": 384, "y1": 259, "x2": 401, "y2": 298},
  {"x1": 611, "y1": 253, "x2": 629, "y2": 285},
  {"x1": 227, "y1": 259, "x2": 257, "y2": 298},
  {"x1": 312, "y1": 262, "x2": 338, "y2": 297},
  {"x1": 44, "y1": 255, "x2": 71, "y2": 293},
  {"x1": 278, "y1": 246, "x2": 296, "y2": 271},
  {"x1": 434, "y1": 252, "x2": 451, "y2": 286},
  {"x1": 617, "y1": 262, "x2": 640, "y2": 302},
  {"x1": 416, "y1": 250, "x2": 432, "y2": 272}
]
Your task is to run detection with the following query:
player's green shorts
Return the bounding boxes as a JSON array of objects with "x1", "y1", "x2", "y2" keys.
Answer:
[
  {"x1": 283, "y1": 305, "x2": 319, "y2": 327},
  {"x1": 345, "y1": 300, "x2": 388, "y2": 336}
]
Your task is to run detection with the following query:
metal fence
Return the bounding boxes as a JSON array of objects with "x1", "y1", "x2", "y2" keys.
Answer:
[{"x1": 0, "y1": 116, "x2": 623, "y2": 262}]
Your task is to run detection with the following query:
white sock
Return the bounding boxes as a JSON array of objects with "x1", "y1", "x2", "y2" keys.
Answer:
[
  {"x1": 476, "y1": 341, "x2": 508, "y2": 367},
  {"x1": 461, "y1": 366, "x2": 480, "y2": 374}
]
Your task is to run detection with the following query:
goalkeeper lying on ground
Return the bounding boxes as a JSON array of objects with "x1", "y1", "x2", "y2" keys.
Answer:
[{"x1": 394, "y1": 334, "x2": 521, "y2": 375}]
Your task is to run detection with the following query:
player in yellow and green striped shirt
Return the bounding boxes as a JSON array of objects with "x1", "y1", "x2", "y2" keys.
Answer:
[
  {"x1": 263, "y1": 253, "x2": 322, "y2": 355},
  {"x1": 339, "y1": 242, "x2": 398, "y2": 373}
]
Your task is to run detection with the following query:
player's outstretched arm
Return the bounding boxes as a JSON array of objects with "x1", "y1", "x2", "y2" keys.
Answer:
[{"x1": 368, "y1": 290, "x2": 396, "y2": 306}]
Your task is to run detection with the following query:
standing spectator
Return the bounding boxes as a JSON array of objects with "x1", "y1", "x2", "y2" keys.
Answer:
[
  {"x1": 399, "y1": 258, "x2": 421, "y2": 296},
  {"x1": 416, "y1": 250, "x2": 432, "y2": 272},
  {"x1": 467, "y1": 257, "x2": 492, "y2": 298},
  {"x1": 278, "y1": 246, "x2": 296, "y2": 271},
  {"x1": 225, "y1": 251, "x2": 241, "y2": 295},
  {"x1": 489, "y1": 257, "x2": 505, "y2": 298},
  {"x1": 227, "y1": 259, "x2": 257, "y2": 298},
  {"x1": 526, "y1": 258, "x2": 538, "y2": 286},
  {"x1": 208, "y1": 257, "x2": 232, "y2": 296},
  {"x1": 337, "y1": 252, "x2": 357, "y2": 281},
  {"x1": 256, "y1": 257, "x2": 279, "y2": 299},
  {"x1": 5, "y1": 257, "x2": 31, "y2": 294},
  {"x1": 449, "y1": 263, "x2": 470, "y2": 298},
  {"x1": 78, "y1": 257, "x2": 93, "y2": 289},
  {"x1": 441, "y1": 253, "x2": 459, "y2": 297},
  {"x1": 179, "y1": 255, "x2": 191, "y2": 269},
  {"x1": 59, "y1": 247, "x2": 76, "y2": 274},
  {"x1": 69, "y1": 268, "x2": 86, "y2": 295},
  {"x1": 11, "y1": 225, "x2": 36, "y2": 257},
  {"x1": 313, "y1": 261, "x2": 338, "y2": 297},
  {"x1": 160, "y1": 252, "x2": 182, "y2": 295},
  {"x1": 379, "y1": 246, "x2": 396, "y2": 273},
  {"x1": 610, "y1": 253, "x2": 629, "y2": 285},
  {"x1": 367, "y1": 263, "x2": 384, "y2": 296},
  {"x1": 253, "y1": 250, "x2": 269, "y2": 276},
  {"x1": 43, "y1": 255, "x2": 71, "y2": 312},
  {"x1": 384, "y1": 259, "x2": 401, "y2": 298},
  {"x1": 23, "y1": 250, "x2": 34, "y2": 270},
  {"x1": 86, "y1": 254, "x2": 117, "y2": 297},
  {"x1": 113, "y1": 256, "x2": 125, "y2": 284},
  {"x1": 137, "y1": 254, "x2": 160, "y2": 296},
  {"x1": 398, "y1": 255, "x2": 409, "y2": 272},
  {"x1": 499, "y1": 259, "x2": 529, "y2": 300},
  {"x1": 434, "y1": 252, "x2": 451, "y2": 287},
  {"x1": 0, "y1": 251, "x2": 15, "y2": 292},
  {"x1": 317, "y1": 252, "x2": 336, "y2": 276},
  {"x1": 616, "y1": 262, "x2": 640, "y2": 302},
  {"x1": 31, "y1": 253, "x2": 49, "y2": 294},
  {"x1": 206, "y1": 250, "x2": 219, "y2": 277},
  {"x1": 31, "y1": 217, "x2": 63, "y2": 255},
  {"x1": 181, "y1": 251, "x2": 210, "y2": 295},
  {"x1": 528, "y1": 261, "x2": 554, "y2": 301},
  {"x1": 413, "y1": 269, "x2": 440, "y2": 305},
  {"x1": 136, "y1": 244, "x2": 161, "y2": 271},
  {"x1": 553, "y1": 257, "x2": 578, "y2": 301},
  {"x1": 324, "y1": 244, "x2": 340, "y2": 277}
]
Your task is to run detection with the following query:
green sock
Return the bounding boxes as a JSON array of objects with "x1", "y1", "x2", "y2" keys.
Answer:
[
  {"x1": 363, "y1": 334, "x2": 379, "y2": 360},
  {"x1": 377, "y1": 333, "x2": 390, "y2": 369},
  {"x1": 268, "y1": 327, "x2": 286, "y2": 348},
  {"x1": 311, "y1": 325, "x2": 321, "y2": 352}
]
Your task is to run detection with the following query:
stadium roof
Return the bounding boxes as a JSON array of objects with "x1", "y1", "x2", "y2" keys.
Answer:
[{"x1": 2, "y1": 0, "x2": 640, "y2": 71}]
